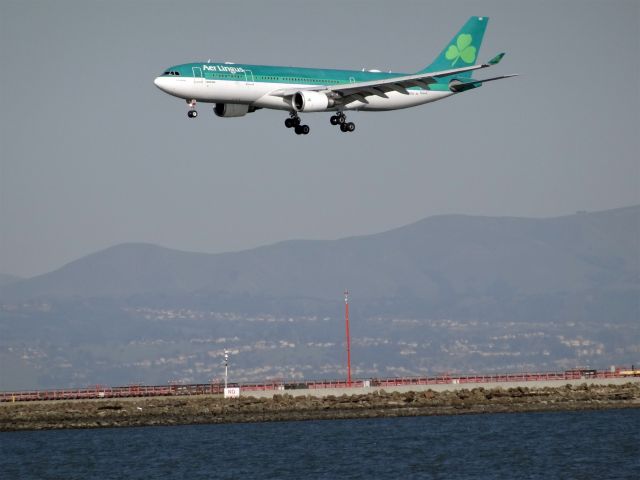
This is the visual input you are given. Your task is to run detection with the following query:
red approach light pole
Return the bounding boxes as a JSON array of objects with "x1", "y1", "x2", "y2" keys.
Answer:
[{"x1": 344, "y1": 290, "x2": 352, "y2": 387}]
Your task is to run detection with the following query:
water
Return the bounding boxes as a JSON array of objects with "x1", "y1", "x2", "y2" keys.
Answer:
[{"x1": 1, "y1": 409, "x2": 638, "y2": 479}]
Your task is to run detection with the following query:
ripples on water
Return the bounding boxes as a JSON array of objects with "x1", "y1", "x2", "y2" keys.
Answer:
[{"x1": 1, "y1": 409, "x2": 639, "y2": 479}]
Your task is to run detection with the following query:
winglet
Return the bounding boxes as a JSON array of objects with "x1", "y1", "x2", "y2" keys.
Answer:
[{"x1": 487, "y1": 52, "x2": 505, "y2": 65}]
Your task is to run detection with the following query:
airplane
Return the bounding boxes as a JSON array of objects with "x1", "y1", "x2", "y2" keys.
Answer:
[{"x1": 153, "y1": 16, "x2": 516, "y2": 135}]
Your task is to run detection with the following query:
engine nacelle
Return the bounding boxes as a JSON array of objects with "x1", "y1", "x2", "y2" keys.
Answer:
[
  {"x1": 292, "y1": 91, "x2": 333, "y2": 112},
  {"x1": 214, "y1": 103, "x2": 250, "y2": 117}
]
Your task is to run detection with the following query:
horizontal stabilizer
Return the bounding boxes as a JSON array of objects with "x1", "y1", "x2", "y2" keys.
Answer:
[{"x1": 449, "y1": 74, "x2": 518, "y2": 92}]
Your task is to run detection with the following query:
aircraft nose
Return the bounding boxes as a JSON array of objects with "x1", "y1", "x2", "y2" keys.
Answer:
[{"x1": 154, "y1": 76, "x2": 173, "y2": 92}]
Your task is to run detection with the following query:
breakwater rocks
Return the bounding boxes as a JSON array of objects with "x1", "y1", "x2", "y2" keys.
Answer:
[{"x1": 2, "y1": 383, "x2": 639, "y2": 431}]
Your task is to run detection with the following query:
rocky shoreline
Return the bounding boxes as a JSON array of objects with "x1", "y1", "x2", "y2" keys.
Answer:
[{"x1": 2, "y1": 383, "x2": 639, "y2": 431}]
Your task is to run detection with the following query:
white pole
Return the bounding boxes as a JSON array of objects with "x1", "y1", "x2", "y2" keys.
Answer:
[{"x1": 224, "y1": 349, "x2": 229, "y2": 390}]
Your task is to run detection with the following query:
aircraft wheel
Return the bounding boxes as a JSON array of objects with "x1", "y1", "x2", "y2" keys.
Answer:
[
  {"x1": 285, "y1": 118, "x2": 294, "y2": 128},
  {"x1": 337, "y1": 115, "x2": 346, "y2": 124},
  {"x1": 294, "y1": 125, "x2": 302, "y2": 135},
  {"x1": 347, "y1": 122, "x2": 355, "y2": 132},
  {"x1": 301, "y1": 125, "x2": 310, "y2": 135},
  {"x1": 293, "y1": 118, "x2": 301, "y2": 127},
  {"x1": 188, "y1": 110, "x2": 198, "y2": 118},
  {"x1": 330, "y1": 116, "x2": 338, "y2": 125},
  {"x1": 340, "y1": 123, "x2": 348, "y2": 132}
]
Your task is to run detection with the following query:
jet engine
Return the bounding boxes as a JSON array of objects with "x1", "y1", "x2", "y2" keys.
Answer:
[
  {"x1": 292, "y1": 91, "x2": 334, "y2": 112},
  {"x1": 214, "y1": 103, "x2": 253, "y2": 117}
]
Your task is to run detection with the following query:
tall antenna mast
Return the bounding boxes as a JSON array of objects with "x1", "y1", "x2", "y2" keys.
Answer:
[{"x1": 344, "y1": 290, "x2": 352, "y2": 386}]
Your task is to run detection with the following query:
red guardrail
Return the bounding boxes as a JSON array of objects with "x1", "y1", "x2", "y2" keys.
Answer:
[{"x1": 0, "y1": 369, "x2": 634, "y2": 402}]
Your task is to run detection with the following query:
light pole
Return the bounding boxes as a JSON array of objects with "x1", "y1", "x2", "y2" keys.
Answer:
[{"x1": 224, "y1": 349, "x2": 229, "y2": 390}]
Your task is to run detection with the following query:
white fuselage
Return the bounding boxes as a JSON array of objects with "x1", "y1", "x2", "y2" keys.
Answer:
[{"x1": 153, "y1": 76, "x2": 453, "y2": 112}]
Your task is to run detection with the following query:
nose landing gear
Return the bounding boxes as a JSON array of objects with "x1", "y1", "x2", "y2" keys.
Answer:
[
  {"x1": 187, "y1": 99, "x2": 198, "y2": 118},
  {"x1": 330, "y1": 112, "x2": 355, "y2": 133},
  {"x1": 285, "y1": 112, "x2": 310, "y2": 135}
]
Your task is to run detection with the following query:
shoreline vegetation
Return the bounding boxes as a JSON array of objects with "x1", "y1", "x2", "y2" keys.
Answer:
[{"x1": 2, "y1": 383, "x2": 639, "y2": 432}]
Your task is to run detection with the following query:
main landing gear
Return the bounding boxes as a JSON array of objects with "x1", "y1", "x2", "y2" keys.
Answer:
[
  {"x1": 284, "y1": 112, "x2": 310, "y2": 135},
  {"x1": 282, "y1": 112, "x2": 355, "y2": 135},
  {"x1": 187, "y1": 99, "x2": 198, "y2": 118},
  {"x1": 330, "y1": 112, "x2": 355, "y2": 133}
]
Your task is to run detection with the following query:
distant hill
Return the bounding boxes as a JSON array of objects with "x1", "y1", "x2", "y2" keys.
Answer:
[
  {"x1": 0, "y1": 274, "x2": 22, "y2": 288},
  {"x1": 1, "y1": 206, "x2": 638, "y2": 320},
  {"x1": 1, "y1": 206, "x2": 638, "y2": 389}
]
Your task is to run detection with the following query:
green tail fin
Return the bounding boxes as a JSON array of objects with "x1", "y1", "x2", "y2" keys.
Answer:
[{"x1": 420, "y1": 16, "x2": 489, "y2": 77}]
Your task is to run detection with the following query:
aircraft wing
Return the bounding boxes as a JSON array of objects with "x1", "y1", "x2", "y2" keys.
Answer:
[{"x1": 269, "y1": 53, "x2": 509, "y2": 105}]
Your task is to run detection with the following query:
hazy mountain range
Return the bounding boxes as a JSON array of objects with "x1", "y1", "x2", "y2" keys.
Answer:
[
  {"x1": 0, "y1": 274, "x2": 21, "y2": 288},
  {"x1": 1, "y1": 206, "x2": 638, "y2": 389},
  {"x1": 1, "y1": 205, "x2": 638, "y2": 320}
]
